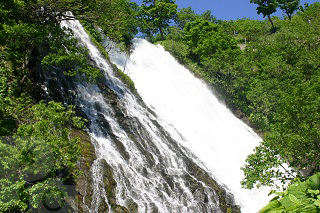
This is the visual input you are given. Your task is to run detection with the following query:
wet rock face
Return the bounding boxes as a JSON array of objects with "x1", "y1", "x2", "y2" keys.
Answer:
[
  {"x1": 100, "y1": 159, "x2": 117, "y2": 207},
  {"x1": 184, "y1": 158, "x2": 241, "y2": 213}
]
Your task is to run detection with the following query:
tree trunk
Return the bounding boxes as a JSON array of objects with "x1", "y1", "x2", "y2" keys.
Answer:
[
  {"x1": 159, "y1": 27, "x2": 164, "y2": 41},
  {"x1": 285, "y1": 7, "x2": 292, "y2": 20},
  {"x1": 267, "y1": 15, "x2": 276, "y2": 31}
]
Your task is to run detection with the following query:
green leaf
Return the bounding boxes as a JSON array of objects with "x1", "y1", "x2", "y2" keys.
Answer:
[
  {"x1": 298, "y1": 203, "x2": 318, "y2": 213},
  {"x1": 288, "y1": 194, "x2": 300, "y2": 204},
  {"x1": 279, "y1": 194, "x2": 300, "y2": 210},
  {"x1": 307, "y1": 189, "x2": 320, "y2": 196},
  {"x1": 260, "y1": 200, "x2": 284, "y2": 213},
  {"x1": 307, "y1": 173, "x2": 320, "y2": 190},
  {"x1": 314, "y1": 199, "x2": 320, "y2": 207},
  {"x1": 287, "y1": 182, "x2": 308, "y2": 199}
]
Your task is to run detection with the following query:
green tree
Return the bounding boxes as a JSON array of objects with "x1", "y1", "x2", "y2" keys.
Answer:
[
  {"x1": 200, "y1": 10, "x2": 217, "y2": 23},
  {"x1": 183, "y1": 19, "x2": 219, "y2": 62},
  {"x1": 174, "y1": 7, "x2": 199, "y2": 30},
  {"x1": 278, "y1": 0, "x2": 300, "y2": 20},
  {"x1": 197, "y1": 31, "x2": 239, "y2": 61},
  {"x1": 232, "y1": 19, "x2": 268, "y2": 41},
  {"x1": 139, "y1": 0, "x2": 178, "y2": 40},
  {"x1": 12, "y1": 0, "x2": 91, "y2": 26},
  {"x1": 90, "y1": 0, "x2": 139, "y2": 48},
  {"x1": 250, "y1": 0, "x2": 279, "y2": 30}
]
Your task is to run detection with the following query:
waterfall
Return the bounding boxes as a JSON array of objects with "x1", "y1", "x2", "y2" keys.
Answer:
[
  {"x1": 60, "y1": 18, "x2": 271, "y2": 213},
  {"x1": 109, "y1": 40, "x2": 272, "y2": 212}
]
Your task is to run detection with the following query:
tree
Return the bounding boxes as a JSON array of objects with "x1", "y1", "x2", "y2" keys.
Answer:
[
  {"x1": 250, "y1": 0, "x2": 278, "y2": 30},
  {"x1": 15, "y1": 0, "x2": 92, "y2": 26},
  {"x1": 174, "y1": 7, "x2": 199, "y2": 30},
  {"x1": 232, "y1": 19, "x2": 268, "y2": 41},
  {"x1": 90, "y1": 0, "x2": 139, "y2": 47},
  {"x1": 278, "y1": 0, "x2": 300, "y2": 20},
  {"x1": 139, "y1": 0, "x2": 178, "y2": 40},
  {"x1": 200, "y1": 10, "x2": 217, "y2": 23},
  {"x1": 183, "y1": 19, "x2": 219, "y2": 62}
]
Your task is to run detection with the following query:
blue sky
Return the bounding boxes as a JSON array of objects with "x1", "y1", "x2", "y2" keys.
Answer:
[{"x1": 132, "y1": 0, "x2": 319, "y2": 20}]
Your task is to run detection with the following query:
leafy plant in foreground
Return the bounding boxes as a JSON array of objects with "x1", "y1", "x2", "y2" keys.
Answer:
[{"x1": 260, "y1": 172, "x2": 320, "y2": 212}]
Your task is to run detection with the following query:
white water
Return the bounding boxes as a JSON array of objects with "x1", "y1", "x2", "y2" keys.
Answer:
[{"x1": 109, "y1": 39, "x2": 271, "y2": 212}]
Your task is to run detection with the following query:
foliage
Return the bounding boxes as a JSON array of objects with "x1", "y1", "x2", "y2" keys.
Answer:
[
  {"x1": 278, "y1": 0, "x2": 300, "y2": 20},
  {"x1": 231, "y1": 19, "x2": 269, "y2": 41},
  {"x1": 0, "y1": 101, "x2": 85, "y2": 212},
  {"x1": 298, "y1": 2, "x2": 320, "y2": 27},
  {"x1": 91, "y1": 0, "x2": 139, "y2": 48},
  {"x1": 197, "y1": 31, "x2": 239, "y2": 60},
  {"x1": 158, "y1": 38, "x2": 189, "y2": 64},
  {"x1": 250, "y1": 0, "x2": 301, "y2": 28},
  {"x1": 241, "y1": 139, "x2": 296, "y2": 189},
  {"x1": 260, "y1": 172, "x2": 320, "y2": 212},
  {"x1": 174, "y1": 7, "x2": 199, "y2": 30},
  {"x1": 200, "y1": 10, "x2": 218, "y2": 23},
  {"x1": 41, "y1": 28, "x2": 102, "y2": 82},
  {"x1": 0, "y1": 53, "x2": 16, "y2": 135},
  {"x1": 239, "y1": 4, "x2": 320, "y2": 189},
  {"x1": 81, "y1": 20, "x2": 103, "y2": 43},
  {"x1": 139, "y1": 0, "x2": 178, "y2": 40},
  {"x1": 250, "y1": 0, "x2": 279, "y2": 29},
  {"x1": 250, "y1": 0, "x2": 279, "y2": 18},
  {"x1": 183, "y1": 19, "x2": 219, "y2": 62}
]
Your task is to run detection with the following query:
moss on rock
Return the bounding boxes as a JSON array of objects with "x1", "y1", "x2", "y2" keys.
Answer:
[{"x1": 68, "y1": 130, "x2": 96, "y2": 212}]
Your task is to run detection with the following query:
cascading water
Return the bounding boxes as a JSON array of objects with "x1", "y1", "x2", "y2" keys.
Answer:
[
  {"x1": 59, "y1": 17, "x2": 271, "y2": 213},
  {"x1": 109, "y1": 40, "x2": 272, "y2": 212}
]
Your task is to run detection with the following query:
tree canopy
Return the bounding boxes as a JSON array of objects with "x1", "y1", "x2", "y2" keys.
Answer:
[
  {"x1": 174, "y1": 7, "x2": 199, "y2": 30},
  {"x1": 278, "y1": 0, "x2": 300, "y2": 20},
  {"x1": 139, "y1": 0, "x2": 178, "y2": 40},
  {"x1": 250, "y1": 0, "x2": 278, "y2": 29}
]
